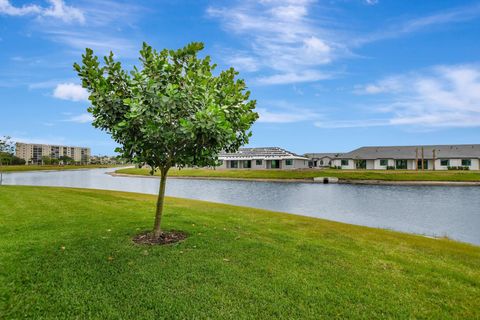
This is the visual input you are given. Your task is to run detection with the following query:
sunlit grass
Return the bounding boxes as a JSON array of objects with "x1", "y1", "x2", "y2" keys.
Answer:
[
  {"x1": 1, "y1": 186, "x2": 479, "y2": 318},
  {"x1": 117, "y1": 167, "x2": 480, "y2": 182}
]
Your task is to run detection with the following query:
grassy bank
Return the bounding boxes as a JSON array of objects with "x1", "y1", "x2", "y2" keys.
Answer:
[
  {"x1": 1, "y1": 186, "x2": 479, "y2": 319},
  {"x1": 117, "y1": 167, "x2": 480, "y2": 182},
  {"x1": 0, "y1": 164, "x2": 124, "y2": 172}
]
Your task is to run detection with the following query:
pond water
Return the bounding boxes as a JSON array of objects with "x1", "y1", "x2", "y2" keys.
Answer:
[{"x1": 2, "y1": 168, "x2": 479, "y2": 245}]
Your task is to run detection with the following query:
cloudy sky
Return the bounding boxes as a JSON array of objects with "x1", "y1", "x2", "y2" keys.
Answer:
[{"x1": 1, "y1": 0, "x2": 480, "y2": 155}]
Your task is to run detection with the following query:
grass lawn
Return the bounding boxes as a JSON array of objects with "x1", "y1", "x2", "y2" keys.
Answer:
[
  {"x1": 117, "y1": 167, "x2": 480, "y2": 182},
  {"x1": 1, "y1": 186, "x2": 479, "y2": 319},
  {"x1": 1, "y1": 164, "x2": 124, "y2": 172}
]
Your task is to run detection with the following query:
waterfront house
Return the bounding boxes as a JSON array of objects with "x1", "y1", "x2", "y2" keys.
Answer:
[
  {"x1": 218, "y1": 147, "x2": 309, "y2": 170},
  {"x1": 304, "y1": 153, "x2": 342, "y2": 168},
  {"x1": 328, "y1": 145, "x2": 480, "y2": 170}
]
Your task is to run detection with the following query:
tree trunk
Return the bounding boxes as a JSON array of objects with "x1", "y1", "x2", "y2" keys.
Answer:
[{"x1": 153, "y1": 166, "x2": 169, "y2": 238}]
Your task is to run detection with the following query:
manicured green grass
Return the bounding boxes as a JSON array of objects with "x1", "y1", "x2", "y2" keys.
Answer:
[
  {"x1": 1, "y1": 186, "x2": 479, "y2": 319},
  {"x1": 0, "y1": 164, "x2": 124, "y2": 172},
  {"x1": 117, "y1": 167, "x2": 480, "y2": 182}
]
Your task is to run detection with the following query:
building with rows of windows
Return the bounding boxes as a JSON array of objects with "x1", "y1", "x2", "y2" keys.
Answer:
[
  {"x1": 219, "y1": 145, "x2": 480, "y2": 171},
  {"x1": 15, "y1": 142, "x2": 91, "y2": 165},
  {"x1": 217, "y1": 147, "x2": 309, "y2": 170},
  {"x1": 322, "y1": 145, "x2": 480, "y2": 170}
]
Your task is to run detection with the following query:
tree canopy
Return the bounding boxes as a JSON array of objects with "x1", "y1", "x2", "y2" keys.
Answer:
[
  {"x1": 74, "y1": 42, "x2": 258, "y2": 240},
  {"x1": 74, "y1": 42, "x2": 258, "y2": 172}
]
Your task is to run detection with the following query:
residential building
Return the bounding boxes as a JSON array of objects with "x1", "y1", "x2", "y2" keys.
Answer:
[
  {"x1": 90, "y1": 155, "x2": 127, "y2": 165},
  {"x1": 304, "y1": 153, "x2": 342, "y2": 168},
  {"x1": 15, "y1": 142, "x2": 91, "y2": 165},
  {"x1": 218, "y1": 147, "x2": 309, "y2": 170},
  {"x1": 325, "y1": 145, "x2": 480, "y2": 170}
]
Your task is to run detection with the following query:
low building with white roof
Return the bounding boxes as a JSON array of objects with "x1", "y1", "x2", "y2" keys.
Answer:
[
  {"x1": 217, "y1": 147, "x2": 309, "y2": 170},
  {"x1": 329, "y1": 144, "x2": 480, "y2": 170}
]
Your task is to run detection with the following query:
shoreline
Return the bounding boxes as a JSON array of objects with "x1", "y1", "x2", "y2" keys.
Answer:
[
  {"x1": 4, "y1": 185, "x2": 478, "y2": 246},
  {"x1": 109, "y1": 172, "x2": 480, "y2": 186}
]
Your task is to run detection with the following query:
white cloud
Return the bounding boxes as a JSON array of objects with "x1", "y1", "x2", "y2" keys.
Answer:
[
  {"x1": 258, "y1": 107, "x2": 319, "y2": 123},
  {"x1": 207, "y1": 0, "x2": 344, "y2": 85},
  {"x1": 227, "y1": 55, "x2": 259, "y2": 72},
  {"x1": 0, "y1": 0, "x2": 41, "y2": 15},
  {"x1": 64, "y1": 113, "x2": 94, "y2": 124},
  {"x1": 256, "y1": 100, "x2": 321, "y2": 123},
  {"x1": 53, "y1": 83, "x2": 89, "y2": 102},
  {"x1": 326, "y1": 64, "x2": 480, "y2": 128},
  {"x1": 43, "y1": 0, "x2": 84, "y2": 23},
  {"x1": 47, "y1": 30, "x2": 138, "y2": 58},
  {"x1": 353, "y1": 77, "x2": 403, "y2": 94},
  {"x1": 11, "y1": 135, "x2": 67, "y2": 145},
  {"x1": 0, "y1": 0, "x2": 84, "y2": 23},
  {"x1": 257, "y1": 70, "x2": 330, "y2": 85},
  {"x1": 356, "y1": 3, "x2": 480, "y2": 45},
  {"x1": 315, "y1": 119, "x2": 390, "y2": 128},
  {"x1": 29, "y1": 79, "x2": 74, "y2": 89}
]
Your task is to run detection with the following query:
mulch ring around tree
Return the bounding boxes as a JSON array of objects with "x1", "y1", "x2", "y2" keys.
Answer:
[{"x1": 133, "y1": 230, "x2": 187, "y2": 245}]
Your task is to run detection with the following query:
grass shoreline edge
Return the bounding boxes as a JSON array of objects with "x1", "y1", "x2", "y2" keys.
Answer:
[
  {"x1": 112, "y1": 169, "x2": 480, "y2": 186},
  {"x1": 1, "y1": 185, "x2": 479, "y2": 318}
]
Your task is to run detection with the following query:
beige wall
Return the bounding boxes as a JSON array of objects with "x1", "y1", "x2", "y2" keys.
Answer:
[
  {"x1": 332, "y1": 159, "x2": 355, "y2": 169},
  {"x1": 310, "y1": 156, "x2": 334, "y2": 168},
  {"x1": 217, "y1": 158, "x2": 308, "y2": 170},
  {"x1": 16, "y1": 143, "x2": 91, "y2": 164},
  {"x1": 332, "y1": 157, "x2": 479, "y2": 170}
]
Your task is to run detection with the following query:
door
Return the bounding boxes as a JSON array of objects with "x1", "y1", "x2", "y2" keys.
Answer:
[
  {"x1": 355, "y1": 160, "x2": 366, "y2": 169},
  {"x1": 417, "y1": 159, "x2": 428, "y2": 170},
  {"x1": 270, "y1": 160, "x2": 280, "y2": 169}
]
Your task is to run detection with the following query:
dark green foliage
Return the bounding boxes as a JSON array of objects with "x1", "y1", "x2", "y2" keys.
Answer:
[
  {"x1": 74, "y1": 42, "x2": 258, "y2": 235},
  {"x1": 0, "y1": 136, "x2": 22, "y2": 165},
  {"x1": 74, "y1": 42, "x2": 258, "y2": 171},
  {"x1": 448, "y1": 166, "x2": 470, "y2": 171},
  {"x1": 59, "y1": 156, "x2": 74, "y2": 165}
]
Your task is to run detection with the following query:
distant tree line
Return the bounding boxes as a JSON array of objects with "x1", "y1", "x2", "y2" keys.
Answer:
[{"x1": 0, "y1": 136, "x2": 25, "y2": 165}]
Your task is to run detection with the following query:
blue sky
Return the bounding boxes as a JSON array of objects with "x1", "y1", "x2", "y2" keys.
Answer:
[{"x1": 1, "y1": 0, "x2": 480, "y2": 155}]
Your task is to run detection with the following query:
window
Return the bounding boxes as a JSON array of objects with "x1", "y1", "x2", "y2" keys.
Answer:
[
  {"x1": 319, "y1": 160, "x2": 324, "y2": 165},
  {"x1": 380, "y1": 159, "x2": 388, "y2": 166},
  {"x1": 462, "y1": 159, "x2": 472, "y2": 166},
  {"x1": 285, "y1": 159, "x2": 293, "y2": 166},
  {"x1": 395, "y1": 160, "x2": 407, "y2": 169},
  {"x1": 230, "y1": 160, "x2": 238, "y2": 168},
  {"x1": 440, "y1": 159, "x2": 449, "y2": 166},
  {"x1": 341, "y1": 159, "x2": 349, "y2": 166},
  {"x1": 243, "y1": 160, "x2": 251, "y2": 168},
  {"x1": 256, "y1": 159, "x2": 263, "y2": 166}
]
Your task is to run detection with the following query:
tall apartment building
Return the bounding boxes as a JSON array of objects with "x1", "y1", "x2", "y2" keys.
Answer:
[{"x1": 15, "y1": 143, "x2": 91, "y2": 165}]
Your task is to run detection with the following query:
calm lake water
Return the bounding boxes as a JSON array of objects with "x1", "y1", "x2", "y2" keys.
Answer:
[{"x1": 2, "y1": 168, "x2": 480, "y2": 245}]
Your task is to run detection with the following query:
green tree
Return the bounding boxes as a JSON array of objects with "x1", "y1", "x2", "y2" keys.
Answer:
[
  {"x1": 59, "y1": 156, "x2": 74, "y2": 165},
  {"x1": 0, "y1": 136, "x2": 14, "y2": 166},
  {"x1": 41, "y1": 156, "x2": 52, "y2": 165},
  {"x1": 74, "y1": 42, "x2": 258, "y2": 239}
]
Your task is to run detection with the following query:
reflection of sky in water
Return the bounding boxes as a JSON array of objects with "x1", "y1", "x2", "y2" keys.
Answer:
[{"x1": 3, "y1": 168, "x2": 480, "y2": 245}]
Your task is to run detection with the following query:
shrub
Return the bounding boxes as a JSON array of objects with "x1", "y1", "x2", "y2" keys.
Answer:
[{"x1": 447, "y1": 166, "x2": 470, "y2": 171}]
